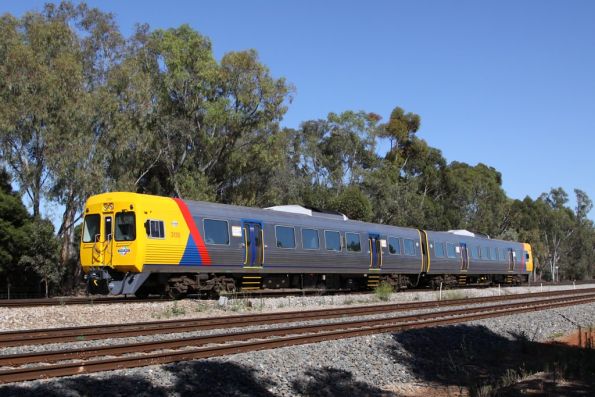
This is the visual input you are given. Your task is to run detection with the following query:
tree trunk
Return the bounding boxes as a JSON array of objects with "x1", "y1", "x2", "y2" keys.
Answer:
[
  {"x1": 59, "y1": 195, "x2": 76, "y2": 293},
  {"x1": 44, "y1": 275, "x2": 49, "y2": 298}
]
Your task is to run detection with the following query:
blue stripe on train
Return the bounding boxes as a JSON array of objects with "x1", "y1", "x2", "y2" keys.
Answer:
[{"x1": 179, "y1": 235, "x2": 203, "y2": 266}]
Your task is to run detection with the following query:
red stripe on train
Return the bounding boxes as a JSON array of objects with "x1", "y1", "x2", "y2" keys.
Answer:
[{"x1": 173, "y1": 198, "x2": 212, "y2": 265}]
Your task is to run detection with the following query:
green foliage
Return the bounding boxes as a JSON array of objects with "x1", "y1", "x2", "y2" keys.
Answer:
[
  {"x1": 443, "y1": 162, "x2": 508, "y2": 236},
  {"x1": 0, "y1": 169, "x2": 30, "y2": 274},
  {"x1": 374, "y1": 281, "x2": 393, "y2": 301},
  {"x1": 332, "y1": 186, "x2": 372, "y2": 221},
  {"x1": 19, "y1": 219, "x2": 62, "y2": 297}
]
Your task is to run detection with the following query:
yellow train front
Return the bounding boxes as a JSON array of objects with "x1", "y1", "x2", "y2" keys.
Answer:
[{"x1": 80, "y1": 192, "x2": 208, "y2": 296}]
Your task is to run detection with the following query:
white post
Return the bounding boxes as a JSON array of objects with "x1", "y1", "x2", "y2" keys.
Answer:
[
  {"x1": 498, "y1": 284, "x2": 501, "y2": 296},
  {"x1": 439, "y1": 282, "x2": 443, "y2": 301},
  {"x1": 573, "y1": 280, "x2": 576, "y2": 290},
  {"x1": 540, "y1": 283, "x2": 543, "y2": 293}
]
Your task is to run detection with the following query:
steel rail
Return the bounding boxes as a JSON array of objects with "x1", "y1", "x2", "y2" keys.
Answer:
[
  {"x1": 1, "y1": 292, "x2": 594, "y2": 368},
  {"x1": 0, "y1": 293, "x2": 594, "y2": 384},
  {"x1": 0, "y1": 297, "x2": 166, "y2": 308},
  {"x1": 1, "y1": 287, "x2": 595, "y2": 348}
]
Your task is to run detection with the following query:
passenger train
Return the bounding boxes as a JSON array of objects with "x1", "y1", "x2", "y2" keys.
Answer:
[{"x1": 80, "y1": 192, "x2": 533, "y2": 298}]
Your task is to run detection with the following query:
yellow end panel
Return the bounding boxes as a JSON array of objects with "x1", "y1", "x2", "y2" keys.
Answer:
[
  {"x1": 136, "y1": 195, "x2": 189, "y2": 266},
  {"x1": 524, "y1": 243, "x2": 534, "y2": 272},
  {"x1": 80, "y1": 192, "x2": 190, "y2": 274}
]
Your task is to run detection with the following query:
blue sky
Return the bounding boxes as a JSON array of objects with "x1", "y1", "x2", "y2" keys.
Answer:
[{"x1": 4, "y1": 1, "x2": 595, "y2": 219}]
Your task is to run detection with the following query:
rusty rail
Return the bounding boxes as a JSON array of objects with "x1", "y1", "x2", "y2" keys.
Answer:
[
  {"x1": 2, "y1": 287, "x2": 595, "y2": 347},
  {"x1": 0, "y1": 291, "x2": 594, "y2": 384}
]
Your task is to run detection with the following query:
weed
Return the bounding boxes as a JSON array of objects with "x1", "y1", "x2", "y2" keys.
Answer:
[
  {"x1": 170, "y1": 301, "x2": 186, "y2": 316},
  {"x1": 343, "y1": 298, "x2": 354, "y2": 305},
  {"x1": 441, "y1": 290, "x2": 466, "y2": 301},
  {"x1": 194, "y1": 301, "x2": 208, "y2": 313},
  {"x1": 473, "y1": 384, "x2": 493, "y2": 397},
  {"x1": 374, "y1": 282, "x2": 393, "y2": 301}
]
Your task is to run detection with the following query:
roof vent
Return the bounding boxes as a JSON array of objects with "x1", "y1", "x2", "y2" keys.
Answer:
[
  {"x1": 265, "y1": 205, "x2": 348, "y2": 221},
  {"x1": 265, "y1": 205, "x2": 313, "y2": 216},
  {"x1": 447, "y1": 230, "x2": 490, "y2": 239}
]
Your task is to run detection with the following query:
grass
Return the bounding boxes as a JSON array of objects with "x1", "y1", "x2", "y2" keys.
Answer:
[
  {"x1": 374, "y1": 281, "x2": 393, "y2": 301},
  {"x1": 152, "y1": 301, "x2": 187, "y2": 319},
  {"x1": 439, "y1": 290, "x2": 466, "y2": 301}
]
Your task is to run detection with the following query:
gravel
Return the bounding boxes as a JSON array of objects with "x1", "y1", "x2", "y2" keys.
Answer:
[{"x1": 1, "y1": 283, "x2": 594, "y2": 396}]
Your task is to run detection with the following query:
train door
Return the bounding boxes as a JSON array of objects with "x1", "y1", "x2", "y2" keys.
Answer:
[
  {"x1": 368, "y1": 234, "x2": 383, "y2": 269},
  {"x1": 91, "y1": 214, "x2": 113, "y2": 267},
  {"x1": 242, "y1": 221, "x2": 264, "y2": 268},
  {"x1": 103, "y1": 215, "x2": 113, "y2": 266},
  {"x1": 419, "y1": 230, "x2": 430, "y2": 273},
  {"x1": 460, "y1": 243, "x2": 469, "y2": 271},
  {"x1": 508, "y1": 248, "x2": 515, "y2": 271}
]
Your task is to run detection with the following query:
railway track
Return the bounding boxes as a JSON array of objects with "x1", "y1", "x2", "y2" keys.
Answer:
[
  {"x1": 2, "y1": 281, "x2": 593, "y2": 307},
  {"x1": 0, "y1": 296, "x2": 167, "y2": 307},
  {"x1": 0, "y1": 288, "x2": 594, "y2": 384},
  {"x1": 1, "y1": 287, "x2": 594, "y2": 348}
]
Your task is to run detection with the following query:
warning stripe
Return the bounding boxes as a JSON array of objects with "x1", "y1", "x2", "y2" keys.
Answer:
[{"x1": 173, "y1": 198, "x2": 211, "y2": 265}]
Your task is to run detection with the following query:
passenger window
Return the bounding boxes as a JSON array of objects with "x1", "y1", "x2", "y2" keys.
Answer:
[
  {"x1": 115, "y1": 212, "x2": 136, "y2": 241},
  {"x1": 302, "y1": 228, "x2": 319, "y2": 250},
  {"x1": 145, "y1": 219, "x2": 165, "y2": 239},
  {"x1": 388, "y1": 237, "x2": 401, "y2": 255},
  {"x1": 434, "y1": 242, "x2": 445, "y2": 257},
  {"x1": 447, "y1": 243, "x2": 457, "y2": 258},
  {"x1": 203, "y1": 219, "x2": 229, "y2": 245},
  {"x1": 345, "y1": 233, "x2": 361, "y2": 252},
  {"x1": 491, "y1": 247, "x2": 498, "y2": 261},
  {"x1": 275, "y1": 226, "x2": 296, "y2": 249},
  {"x1": 481, "y1": 246, "x2": 490, "y2": 259},
  {"x1": 404, "y1": 239, "x2": 416, "y2": 256},
  {"x1": 470, "y1": 246, "x2": 479, "y2": 260},
  {"x1": 500, "y1": 249, "x2": 507, "y2": 261},
  {"x1": 325, "y1": 231, "x2": 341, "y2": 251},
  {"x1": 82, "y1": 214, "x2": 100, "y2": 243}
]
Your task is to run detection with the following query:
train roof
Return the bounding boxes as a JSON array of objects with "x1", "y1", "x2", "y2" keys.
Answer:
[{"x1": 87, "y1": 192, "x2": 524, "y2": 245}]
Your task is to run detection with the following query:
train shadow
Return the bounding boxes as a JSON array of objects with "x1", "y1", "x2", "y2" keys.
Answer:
[{"x1": 391, "y1": 324, "x2": 595, "y2": 395}]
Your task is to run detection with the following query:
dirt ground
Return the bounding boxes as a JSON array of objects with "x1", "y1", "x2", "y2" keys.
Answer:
[{"x1": 384, "y1": 329, "x2": 595, "y2": 397}]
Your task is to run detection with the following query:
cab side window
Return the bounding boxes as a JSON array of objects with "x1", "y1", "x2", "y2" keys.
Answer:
[{"x1": 145, "y1": 219, "x2": 165, "y2": 239}]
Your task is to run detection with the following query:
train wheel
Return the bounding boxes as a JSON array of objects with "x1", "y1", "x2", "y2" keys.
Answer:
[{"x1": 167, "y1": 286, "x2": 186, "y2": 300}]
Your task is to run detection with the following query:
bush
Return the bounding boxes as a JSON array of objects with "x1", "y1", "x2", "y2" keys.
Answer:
[{"x1": 374, "y1": 281, "x2": 393, "y2": 301}]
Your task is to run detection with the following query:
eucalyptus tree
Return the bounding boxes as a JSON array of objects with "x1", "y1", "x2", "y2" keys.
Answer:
[
  {"x1": 442, "y1": 162, "x2": 508, "y2": 236},
  {"x1": 0, "y1": 3, "x2": 125, "y2": 289},
  {"x1": 111, "y1": 25, "x2": 294, "y2": 205},
  {"x1": 0, "y1": 169, "x2": 30, "y2": 295}
]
